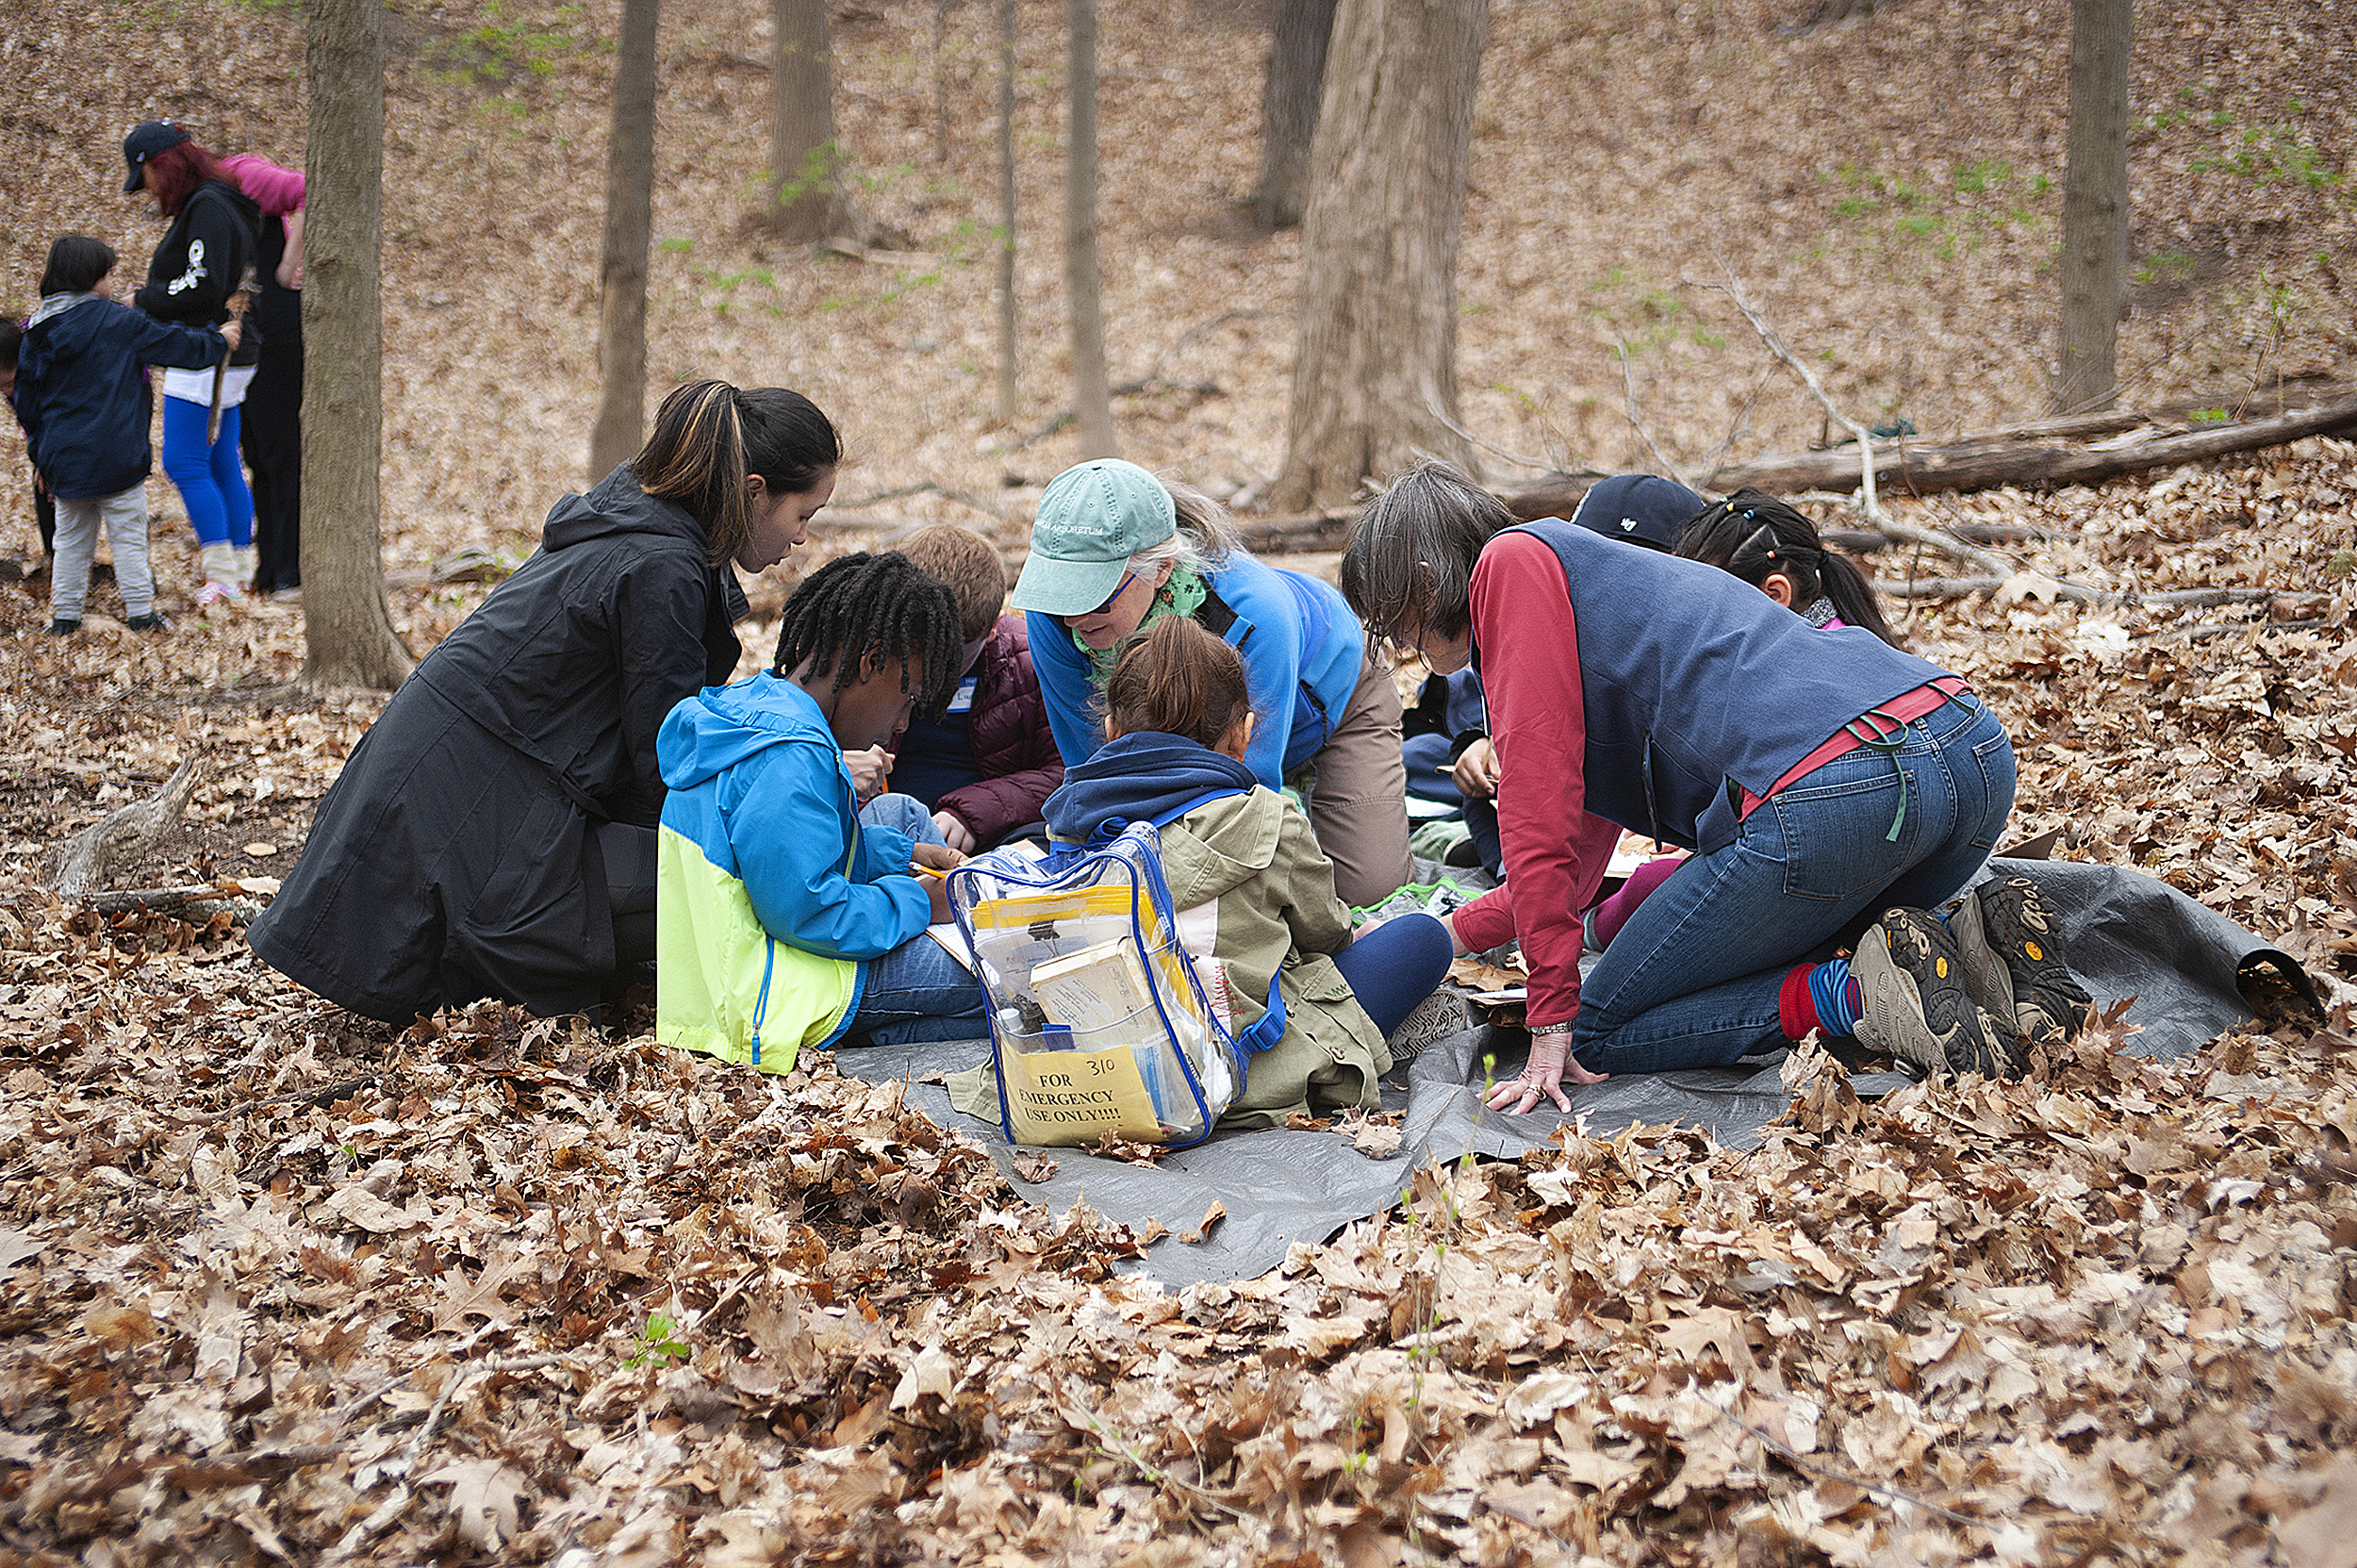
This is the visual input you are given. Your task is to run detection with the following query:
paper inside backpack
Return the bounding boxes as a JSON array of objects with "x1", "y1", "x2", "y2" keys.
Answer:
[
  {"x1": 926, "y1": 840, "x2": 1049, "y2": 968},
  {"x1": 998, "y1": 1037, "x2": 1167, "y2": 1143}
]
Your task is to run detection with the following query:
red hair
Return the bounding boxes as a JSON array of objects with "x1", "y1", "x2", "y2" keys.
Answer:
[{"x1": 143, "y1": 140, "x2": 231, "y2": 219}]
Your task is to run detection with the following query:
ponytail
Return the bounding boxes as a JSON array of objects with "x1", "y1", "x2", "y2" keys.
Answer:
[
  {"x1": 635, "y1": 380, "x2": 841, "y2": 568},
  {"x1": 635, "y1": 381, "x2": 747, "y2": 566},
  {"x1": 1103, "y1": 616, "x2": 1255, "y2": 751},
  {"x1": 1678, "y1": 488, "x2": 1899, "y2": 646}
]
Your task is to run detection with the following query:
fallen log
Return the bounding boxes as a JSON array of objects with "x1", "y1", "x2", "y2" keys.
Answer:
[
  {"x1": 1824, "y1": 520, "x2": 2050, "y2": 553},
  {"x1": 1707, "y1": 393, "x2": 2357, "y2": 498},
  {"x1": 52, "y1": 754, "x2": 204, "y2": 898},
  {"x1": 1234, "y1": 509, "x2": 1359, "y2": 553},
  {"x1": 1877, "y1": 575, "x2": 2283, "y2": 607}
]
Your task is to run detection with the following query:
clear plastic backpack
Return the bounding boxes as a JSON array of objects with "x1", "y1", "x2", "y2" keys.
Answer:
[{"x1": 945, "y1": 823, "x2": 1277, "y2": 1148}]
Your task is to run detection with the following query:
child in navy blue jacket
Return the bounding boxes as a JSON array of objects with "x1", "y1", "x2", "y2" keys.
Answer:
[{"x1": 17, "y1": 235, "x2": 232, "y2": 633}]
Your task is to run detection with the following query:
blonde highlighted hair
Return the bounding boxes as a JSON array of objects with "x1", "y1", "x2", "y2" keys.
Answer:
[{"x1": 634, "y1": 379, "x2": 841, "y2": 567}]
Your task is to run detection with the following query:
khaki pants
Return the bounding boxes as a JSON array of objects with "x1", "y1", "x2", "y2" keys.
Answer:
[{"x1": 1295, "y1": 652, "x2": 1414, "y2": 907}]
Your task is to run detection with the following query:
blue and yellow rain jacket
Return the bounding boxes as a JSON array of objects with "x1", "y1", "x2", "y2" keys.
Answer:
[{"x1": 655, "y1": 673, "x2": 931, "y2": 1072}]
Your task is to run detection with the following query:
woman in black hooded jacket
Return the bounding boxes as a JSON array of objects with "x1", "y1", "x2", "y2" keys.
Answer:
[
  {"x1": 122, "y1": 120, "x2": 263, "y2": 602},
  {"x1": 248, "y1": 380, "x2": 841, "y2": 1023}
]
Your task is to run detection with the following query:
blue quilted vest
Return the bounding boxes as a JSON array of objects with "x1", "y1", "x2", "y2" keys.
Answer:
[{"x1": 1479, "y1": 520, "x2": 1950, "y2": 854}]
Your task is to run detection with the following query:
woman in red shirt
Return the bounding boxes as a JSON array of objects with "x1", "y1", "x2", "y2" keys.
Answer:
[{"x1": 1342, "y1": 466, "x2": 2084, "y2": 1110}]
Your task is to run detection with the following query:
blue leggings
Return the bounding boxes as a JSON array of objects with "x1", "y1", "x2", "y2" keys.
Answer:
[
  {"x1": 162, "y1": 397, "x2": 254, "y2": 550},
  {"x1": 1329, "y1": 912, "x2": 1454, "y2": 1039}
]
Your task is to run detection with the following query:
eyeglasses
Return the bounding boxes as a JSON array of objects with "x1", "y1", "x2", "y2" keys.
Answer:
[{"x1": 1074, "y1": 570, "x2": 1137, "y2": 619}]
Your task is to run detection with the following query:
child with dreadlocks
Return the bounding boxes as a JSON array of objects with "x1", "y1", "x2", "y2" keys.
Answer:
[{"x1": 655, "y1": 552, "x2": 988, "y2": 1067}]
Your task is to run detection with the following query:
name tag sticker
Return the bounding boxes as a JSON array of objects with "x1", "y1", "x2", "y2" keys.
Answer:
[{"x1": 948, "y1": 677, "x2": 978, "y2": 714}]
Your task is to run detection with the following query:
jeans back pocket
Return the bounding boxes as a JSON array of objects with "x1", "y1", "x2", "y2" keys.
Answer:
[{"x1": 1771, "y1": 767, "x2": 1911, "y2": 900}]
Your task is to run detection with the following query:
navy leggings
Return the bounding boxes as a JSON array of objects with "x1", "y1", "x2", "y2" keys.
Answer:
[{"x1": 1329, "y1": 912, "x2": 1454, "y2": 1038}]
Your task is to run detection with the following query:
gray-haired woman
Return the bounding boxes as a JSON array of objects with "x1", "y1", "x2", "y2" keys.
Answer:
[{"x1": 1011, "y1": 457, "x2": 1412, "y2": 905}]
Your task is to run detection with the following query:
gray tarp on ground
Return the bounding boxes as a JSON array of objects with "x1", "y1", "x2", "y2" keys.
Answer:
[{"x1": 837, "y1": 859, "x2": 2317, "y2": 1287}]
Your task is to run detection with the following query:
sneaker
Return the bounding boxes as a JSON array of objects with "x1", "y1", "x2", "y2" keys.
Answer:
[
  {"x1": 1948, "y1": 874, "x2": 2092, "y2": 1048},
  {"x1": 266, "y1": 586, "x2": 302, "y2": 604},
  {"x1": 1851, "y1": 907, "x2": 2021, "y2": 1080},
  {"x1": 48, "y1": 617, "x2": 81, "y2": 636},
  {"x1": 195, "y1": 580, "x2": 238, "y2": 607},
  {"x1": 124, "y1": 611, "x2": 171, "y2": 633},
  {"x1": 1386, "y1": 989, "x2": 1470, "y2": 1067}
]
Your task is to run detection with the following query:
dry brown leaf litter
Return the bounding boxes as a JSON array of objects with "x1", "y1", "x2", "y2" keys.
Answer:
[
  {"x1": 0, "y1": 446, "x2": 2351, "y2": 1563},
  {"x1": 3, "y1": 0, "x2": 2357, "y2": 1560}
]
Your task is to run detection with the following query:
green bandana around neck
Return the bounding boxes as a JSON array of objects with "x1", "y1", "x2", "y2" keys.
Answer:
[{"x1": 1076, "y1": 566, "x2": 1209, "y2": 682}]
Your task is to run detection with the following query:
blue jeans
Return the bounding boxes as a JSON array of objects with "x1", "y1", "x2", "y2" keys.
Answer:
[
  {"x1": 848, "y1": 797, "x2": 976, "y2": 1045},
  {"x1": 1331, "y1": 913, "x2": 1454, "y2": 1038},
  {"x1": 850, "y1": 933, "x2": 986, "y2": 1046},
  {"x1": 1572, "y1": 695, "x2": 2016, "y2": 1074},
  {"x1": 162, "y1": 397, "x2": 253, "y2": 549},
  {"x1": 859, "y1": 793, "x2": 947, "y2": 848}
]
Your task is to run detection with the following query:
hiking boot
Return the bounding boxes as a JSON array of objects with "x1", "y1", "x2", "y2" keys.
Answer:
[
  {"x1": 1948, "y1": 874, "x2": 2092, "y2": 1048},
  {"x1": 1386, "y1": 989, "x2": 1470, "y2": 1067},
  {"x1": 124, "y1": 611, "x2": 171, "y2": 633},
  {"x1": 1852, "y1": 907, "x2": 2021, "y2": 1081}
]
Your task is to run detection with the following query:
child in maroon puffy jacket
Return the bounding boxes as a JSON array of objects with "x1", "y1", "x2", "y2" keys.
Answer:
[{"x1": 875, "y1": 523, "x2": 1064, "y2": 850}]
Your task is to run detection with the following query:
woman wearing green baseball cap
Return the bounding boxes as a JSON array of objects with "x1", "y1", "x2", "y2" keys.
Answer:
[{"x1": 1012, "y1": 457, "x2": 1411, "y2": 905}]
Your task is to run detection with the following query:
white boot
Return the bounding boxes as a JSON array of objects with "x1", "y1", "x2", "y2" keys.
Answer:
[
  {"x1": 198, "y1": 543, "x2": 239, "y2": 606},
  {"x1": 234, "y1": 545, "x2": 258, "y2": 594}
]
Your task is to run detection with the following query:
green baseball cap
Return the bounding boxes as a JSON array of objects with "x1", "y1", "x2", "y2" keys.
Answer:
[{"x1": 1010, "y1": 458, "x2": 1177, "y2": 617}]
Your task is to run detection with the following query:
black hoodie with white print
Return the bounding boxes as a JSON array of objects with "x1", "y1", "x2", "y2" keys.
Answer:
[{"x1": 133, "y1": 176, "x2": 263, "y2": 371}]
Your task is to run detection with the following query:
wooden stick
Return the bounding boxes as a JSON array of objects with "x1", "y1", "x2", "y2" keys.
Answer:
[{"x1": 1615, "y1": 340, "x2": 1688, "y2": 486}]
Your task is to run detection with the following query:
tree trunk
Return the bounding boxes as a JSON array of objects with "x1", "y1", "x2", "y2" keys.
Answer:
[
  {"x1": 1247, "y1": 0, "x2": 1336, "y2": 231},
  {"x1": 2055, "y1": 0, "x2": 2132, "y2": 413},
  {"x1": 301, "y1": 0, "x2": 412, "y2": 689},
  {"x1": 588, "y1": 0, "x2": 661, "y2": 481},
  {"x1": 1271, "y1": 0, "x2": 1488, "y2": 511},
  {"x1": 995, "y1": 0, "x2": 1019, "y2": 421},
  {"x1": 932, "y1": 0, "x2": 952, "y2": 164},
  {"x1": 1064, "y1": 0, "x2": 1115, "y2": 458},
  {"x1": 769, "y1": 0, "x2": 845, "y2": 241}
]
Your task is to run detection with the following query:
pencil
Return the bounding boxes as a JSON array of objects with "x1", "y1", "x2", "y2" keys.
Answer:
[{"x1": 910, "y1": 862, "x2": 947, "y2": 880}]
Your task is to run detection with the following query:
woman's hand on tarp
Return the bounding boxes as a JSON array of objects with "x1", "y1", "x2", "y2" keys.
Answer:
[
  {"x1": 1485, "y1": 1030, "x2": 1607, "y2": 1114},
  {"x1": 932, "y1": 810, "x2": 977, "y2": 854}
]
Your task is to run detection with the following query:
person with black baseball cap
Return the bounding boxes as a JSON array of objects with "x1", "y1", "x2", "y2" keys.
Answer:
[{"x1": 122, "y1": 120, "x2": 263, "y2": 605}]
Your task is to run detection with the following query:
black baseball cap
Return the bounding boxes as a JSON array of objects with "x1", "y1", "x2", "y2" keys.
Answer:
[
  {"x1": 123, "y1": 121, "x2": 191, "y2": 192},
  {"x1": 1567, "y1": 473, "x2": 1707, "y2": 553}
]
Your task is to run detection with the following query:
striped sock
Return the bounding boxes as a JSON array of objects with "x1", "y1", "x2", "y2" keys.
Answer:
[{"x1": 1779, "y1": 958, "x2": 1864, "y2": 1040}]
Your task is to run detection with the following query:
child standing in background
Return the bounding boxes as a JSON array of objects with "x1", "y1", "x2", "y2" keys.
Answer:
[
  {"x1": 657, "y1": 553, "x2": 988, "y2": 1070},
  {"x1": 0, "y1": 321, "x2": 58, "y2": 560},
  {"x1": 1041, "y1": 617, "x2": 1454, "y2": 1129},
  {"x1": 15, "y1": 235, "x2": 233, "y2": 634},
  {"x1": 886, "y1": 522, "x2": 1064, "y2": 850}
]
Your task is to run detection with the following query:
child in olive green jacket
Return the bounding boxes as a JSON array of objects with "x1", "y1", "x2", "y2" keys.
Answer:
[{"x1": 1040, "y1": 618, "x2": 1452, "y2": 1127}]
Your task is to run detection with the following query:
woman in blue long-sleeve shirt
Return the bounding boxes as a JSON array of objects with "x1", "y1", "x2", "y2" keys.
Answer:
[{"x1": 1011, "y1": 458, "x2": 1410, "y2": 905}]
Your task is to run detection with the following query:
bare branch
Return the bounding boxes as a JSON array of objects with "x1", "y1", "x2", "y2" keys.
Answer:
[
  {"x1": 835, "y1": 481, "x2": 1011, "y2": 523},
  {"x1": 1697, "y1": 272, "x2": 1889, "y2": 523},
  {"x1": 1421, "y1": 392, "x2": 1565, "y2": 474},
  {"x1": 1876, "y1": 576, "x2": 2283, "y2": 607},
  {"x1": 1614, "y1": 341, "x2": 1688, "y2": 486}
]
